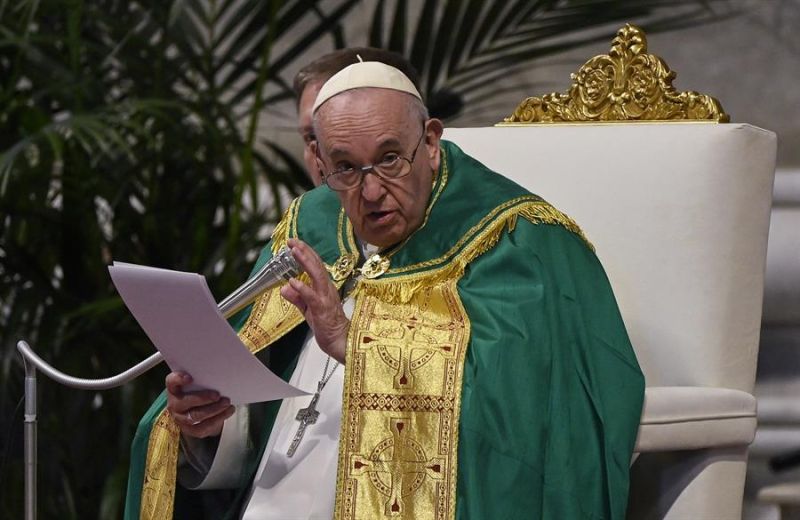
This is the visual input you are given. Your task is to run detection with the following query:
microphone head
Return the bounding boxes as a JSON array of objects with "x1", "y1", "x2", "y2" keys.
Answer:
[
  {"x1": 217, "y1": 246, "x2": 303, "y2": 317},
  {"x1": 271, "y1": 246, "x2": 302, "y2": 281}
]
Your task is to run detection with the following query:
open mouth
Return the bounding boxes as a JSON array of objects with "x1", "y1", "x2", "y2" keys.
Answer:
[{"x1": 367, "y1": 210, "x2": 395, "y2": 225}]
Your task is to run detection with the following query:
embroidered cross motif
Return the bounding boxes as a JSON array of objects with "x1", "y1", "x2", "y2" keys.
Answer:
[
  {"x1": 357, "y1": 311, "x2": 457, "y2": 389},
  {"x1": 338, "y1": 283, "x2": 469, "y2": 520},
  {"x1": 349, "y1": 417, "x2": 445, "y2": 516}
]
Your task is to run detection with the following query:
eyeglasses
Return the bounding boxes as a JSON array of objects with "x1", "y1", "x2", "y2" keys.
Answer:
[{"x1": 317, "y1": 124, "x2": 426, "y2": 192}]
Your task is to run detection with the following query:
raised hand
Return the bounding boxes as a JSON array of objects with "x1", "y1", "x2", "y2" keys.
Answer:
[{"x1": 280, "y1": 238, "x2": 349, "y2": 363}]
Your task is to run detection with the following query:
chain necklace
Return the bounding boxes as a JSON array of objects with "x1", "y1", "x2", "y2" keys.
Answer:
[{"x1": 286, "y1": 356, "x2": 339, "y2": 457}]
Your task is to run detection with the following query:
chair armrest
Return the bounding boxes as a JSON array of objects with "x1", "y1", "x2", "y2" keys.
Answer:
[
  {"x1": 634, "y1": 386, "x2": 757, "y2": 452},
  {"x1": 758, "y1": 482, "x2": 800, "y2": 506}
]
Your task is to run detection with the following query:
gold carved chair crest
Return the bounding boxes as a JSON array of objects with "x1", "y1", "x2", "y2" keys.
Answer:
[{"x1": 500, "y1": 24, "x2": 729, "y2": 124}]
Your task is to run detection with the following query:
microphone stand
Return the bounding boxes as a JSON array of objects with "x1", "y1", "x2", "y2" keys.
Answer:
[{"x1": 16, "y1": 247, "x2": 299, "y2": 520}]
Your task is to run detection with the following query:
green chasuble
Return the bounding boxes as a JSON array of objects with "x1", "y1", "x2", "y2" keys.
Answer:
[{"x1": 124, "y1": 140, "x2": 644, "y2": 520}]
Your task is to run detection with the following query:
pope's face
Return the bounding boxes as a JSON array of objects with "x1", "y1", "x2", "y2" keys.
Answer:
[
  {"x1": 315, "y1": 89, "x2": 442, "y2": 248},
  {"x1": 298, "y1": 81, "x2": 324, "y2": 186}
]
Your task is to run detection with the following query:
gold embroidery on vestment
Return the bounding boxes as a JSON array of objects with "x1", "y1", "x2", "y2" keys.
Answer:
[
  {"x1": 238, "y1": 283, "x2": 305, "y2": 353},
  {"x1": 337, "y1": 210, "x2": 347, "y2": 256},
  {"x1": 139, "y1": 410, "x2": 180, "y2": 519},
  {"x1": 361, "y1": 254, "x2": 391, "y2": 279},
  {"x1": 335, "y1": 280, "x2": 470, "y2": 520},
  {"x1": 290, "y1": 193, "x2": 303, "y2": 240}
]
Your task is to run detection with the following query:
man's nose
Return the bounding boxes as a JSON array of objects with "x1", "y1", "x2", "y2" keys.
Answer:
[{"x1": 360, "y1": 170, "x2": 386, "y2": 201}]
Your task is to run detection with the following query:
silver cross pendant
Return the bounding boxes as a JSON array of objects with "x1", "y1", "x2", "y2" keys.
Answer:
[{"x1": 286, "y1": 390, "x2": 321, "y2": 457}]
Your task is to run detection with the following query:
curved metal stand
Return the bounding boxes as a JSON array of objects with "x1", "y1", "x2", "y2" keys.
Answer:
[
  {"x1": 18, "y1": 342, "x2": 164, "y2": 390},
  {"x1": 22, "y1": 355, "x2": 36, "y2": 520},
  {"x1": 16, "y1": 247, "x2": 301, "y2": 519},
  {"x1": 17, "y1": 343, "x2": 166, "y2": 520}
]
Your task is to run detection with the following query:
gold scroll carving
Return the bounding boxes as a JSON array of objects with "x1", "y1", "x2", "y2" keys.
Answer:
[{"x1": 501, "y1": 24, "x2": 729, "y2": 124}]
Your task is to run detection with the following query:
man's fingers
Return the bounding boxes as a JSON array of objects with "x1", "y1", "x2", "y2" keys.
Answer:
[
  {"x1": 182, "y1": 399, "x2": 231, "y2": 425},
  {"x1": 288, "y1": 277, "x2": 317, "y2": 305},
  {"x1": 288, "y1": 239, "x2": 329, "y2": 289},
  {"x1": 294, "y1": 239, "x2": 326, "y2": 268},
  {"x1": 165, "y1": 371, "x2": 191, "y2": 396},
  {"x1": 174, "y1": 390, "x2": 222, "y2": 413},
  {"x1": 167, "y1": 385, "x2": 221, "y2": 418},
  {"x1": 280, "y1": 282, "x2": 307, "y2": 312},
  {"x1": 280, "y1": 276, "x2": 323, "y2": 314},
  {"x1": 165, "y1": 371, "x2": 232, "y2": 439},
  {"x1": 182, "y1": 405, "x2": 236, "y2": 439}
]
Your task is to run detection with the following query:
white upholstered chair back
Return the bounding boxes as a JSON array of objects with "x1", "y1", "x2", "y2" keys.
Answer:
[
  {"x1": 444, "y1": 121, "x2": 777, "y2": 519},
  {"x1": 445, "y1": 123, "x2": 776, "y2": 393},
  {"x1": 443, "y1": 24, "x2": 777, "y2": 518}
]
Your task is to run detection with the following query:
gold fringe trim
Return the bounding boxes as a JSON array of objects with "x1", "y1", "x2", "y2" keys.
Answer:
[
  {"x1": 270, "y1": 197, "x2": 300, "y2": 255},
  {"x1": 351, "y1": 201, "x2": 592, "y2": 304},
  {"x1": 518, "y1": 203, "x2": 592, "y2": 249}
]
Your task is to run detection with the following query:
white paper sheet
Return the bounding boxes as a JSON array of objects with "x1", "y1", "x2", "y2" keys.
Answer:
[{"x1": 109, "y1": 262, "x2": 308, "y2": 404}]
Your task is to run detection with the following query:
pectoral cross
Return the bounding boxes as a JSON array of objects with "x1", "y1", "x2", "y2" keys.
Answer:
[{"x1": 286, "y1": 385, "x2": 322, "y2": 457}]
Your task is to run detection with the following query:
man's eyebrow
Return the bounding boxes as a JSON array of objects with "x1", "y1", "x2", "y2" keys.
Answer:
[
  {"x1": 327, "y1": 146, "x2": 352, "y2": 160},
  {"x1": 326, "y1": 136, "x2": 404, "y2": 158},
  {"x1": 376, "y1": 136, "x2": 403, "y2": 149}
]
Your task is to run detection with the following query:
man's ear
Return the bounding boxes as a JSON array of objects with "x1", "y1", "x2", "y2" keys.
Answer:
[
  {"x1": 310, "y1": 139, "x2": 326, "y2": 176},
  {"x1": 425, "y1": 118, "x2": 444, "y2": 171}
]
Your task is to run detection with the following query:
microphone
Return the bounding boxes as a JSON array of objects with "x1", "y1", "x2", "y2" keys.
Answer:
[
  {"x1": 16, "y1": 246, "x2": 302, "y2": 392},
  {"x1": 217, "y1": 246, "x2": 302, "y2": 318}
]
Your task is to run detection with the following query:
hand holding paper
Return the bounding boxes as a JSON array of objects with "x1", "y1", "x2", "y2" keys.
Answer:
[{"x1": 109, "y1": 262, "x2": 308, "y2": 405}]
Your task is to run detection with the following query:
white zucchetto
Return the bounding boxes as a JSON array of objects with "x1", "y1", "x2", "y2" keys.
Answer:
[{"x1": 312, "y1": 56, "x2": 422, "y2": 113}]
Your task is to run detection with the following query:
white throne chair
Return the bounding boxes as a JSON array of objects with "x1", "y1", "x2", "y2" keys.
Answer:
[{"x1": 444, "y1": 24, "x2": 777, "y2": 520}]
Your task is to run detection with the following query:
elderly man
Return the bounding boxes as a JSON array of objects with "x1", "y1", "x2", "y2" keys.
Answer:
[{"x1": 125, "y1": 60, "x2": 644, "y2": 519}]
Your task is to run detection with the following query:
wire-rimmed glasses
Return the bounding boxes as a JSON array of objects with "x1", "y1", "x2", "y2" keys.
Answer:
[{"x1": 317, "y1": 124, "x2": 426, "y2": 191}]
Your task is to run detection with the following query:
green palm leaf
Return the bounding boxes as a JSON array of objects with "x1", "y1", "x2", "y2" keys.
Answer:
[{"x1": 0, "y1": 1, "x2": 356, "y2": 517}]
